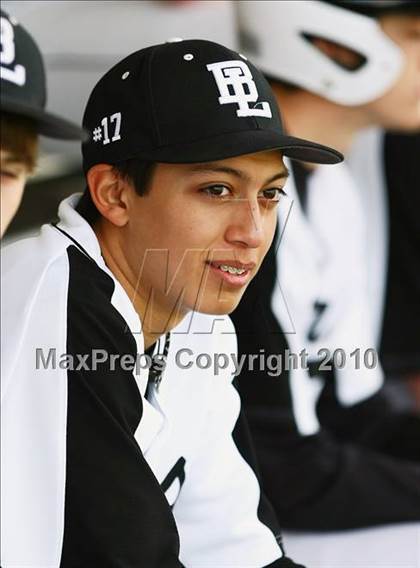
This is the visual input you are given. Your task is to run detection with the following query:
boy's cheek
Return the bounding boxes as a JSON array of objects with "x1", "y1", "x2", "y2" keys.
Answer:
[{"x1": 0, "y1": 176, "x2": 27, "y2": 235}]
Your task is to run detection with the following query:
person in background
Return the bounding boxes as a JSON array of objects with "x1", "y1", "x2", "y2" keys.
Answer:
[
  {"x1": 349, "y1": 129, "x2": 420, "y2": 408},
  {"x1": 232, "y1": 0, "x2": 420, "y2": 530},
  {"x1": 0, "y1": 9, "x2": 85, "y2": 237}
]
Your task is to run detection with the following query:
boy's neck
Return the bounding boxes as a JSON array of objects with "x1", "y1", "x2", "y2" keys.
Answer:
[
  {"x1": 272, "y1": 83, "x2": 373, "y2": 159},
  {"x1": 94, "y1": 221, "x2": 186, "y2": 351}
]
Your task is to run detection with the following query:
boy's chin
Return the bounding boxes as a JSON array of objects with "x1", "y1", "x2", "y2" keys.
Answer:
[{"x1": 194, "y1": 296, "x2": 243, "y2": 316}]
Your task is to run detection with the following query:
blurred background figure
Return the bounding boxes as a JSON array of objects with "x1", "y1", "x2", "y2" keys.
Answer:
[
  {"x1": 350, "y1": 128, "x2": 420, "y2": 408},
  {"x1": 379, "y1": 131, "x2": 420, "y2": 404},
  {"x1": 1, "y1": 0, "x2": 236, "y2": 241},
  {"x1": 232, "y1": 0, "x2": 420, "y2": 531},
  {"x1": 0, "y1": 9, "x2": 84, "y2": 237}
]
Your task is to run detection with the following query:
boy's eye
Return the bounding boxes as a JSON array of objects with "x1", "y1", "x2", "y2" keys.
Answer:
[
  {"x1": 259, "y1": 188, "x2": 286, "y2": 202},
  {"x1": 0, "y1": 170, "x2": 18, "y2": 180},
  {"x1": 202, "y1": 184, "x2": 231, "y2": 198}
]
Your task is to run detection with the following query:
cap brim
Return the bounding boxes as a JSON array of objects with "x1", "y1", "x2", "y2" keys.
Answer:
[
  {"x1": 2, "y1": 96, "x2": 87, "y2": 141},
  {"x1": 126, "y1": 128, "x2": 343, "y2": 165}
]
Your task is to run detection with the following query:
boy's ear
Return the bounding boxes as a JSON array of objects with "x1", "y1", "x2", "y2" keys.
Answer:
[{"x1": 86, "y1": 164, "x2": 129, "y2": 227}]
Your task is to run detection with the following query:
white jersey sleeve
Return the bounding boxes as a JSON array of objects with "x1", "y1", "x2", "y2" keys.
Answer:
[{"x1": 172, "y1": 319, "x2": 284, "y2": 567}]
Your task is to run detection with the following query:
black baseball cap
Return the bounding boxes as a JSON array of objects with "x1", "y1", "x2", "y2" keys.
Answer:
[
  {"x1": 82, "y1": 39, "x2": 343, "y2": 172},
  {"x1": 0, "y1": 10, "x2": 86, "y2": 140}
]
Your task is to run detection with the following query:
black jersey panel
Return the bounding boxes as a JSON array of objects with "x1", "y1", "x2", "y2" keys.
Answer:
[
  {"x1": 381, "y1": 132, "x2": 420, "y2": 374},
  {"x1": 317, "y1": 378, "x2": 420, "y2": 461},
  {"x1": 231, "y1": 227, "x2": 295, "y2": 418},
  {"x1": 232, "y1": 402, "x2": 287, "y2": 552},
  {"x1": 60, "y1": 246, "x2": 182, "y2": 567},
  {"x1": 255, "y1": 422, "x2": 420, "y2": 531}
]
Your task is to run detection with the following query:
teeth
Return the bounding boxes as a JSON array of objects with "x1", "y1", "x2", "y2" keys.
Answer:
[{"x1": 219, "y1": 264, "x2": 246, "y2": 275}]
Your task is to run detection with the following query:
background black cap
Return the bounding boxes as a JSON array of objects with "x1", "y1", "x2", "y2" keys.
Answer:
[
  {"x1": 82, "y1": 39, "x2": 343, "y2": 172},
  {"x1": 1, "y1": 10, "x2": 86, "y2": 140},
  {"x1": 322, "y1": 0, "x2": 420, "y2": 17}
]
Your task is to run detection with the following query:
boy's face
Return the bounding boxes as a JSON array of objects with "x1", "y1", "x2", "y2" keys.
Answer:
[
  {"x1": 120, "y1": 150, "x2": 288, "y2": 325},
  {"x1": 0, "y1": 148, "x2": 29, "y2": 237},
  {"x1": 363, "y1": 13, "x2": 420, "y2": 130}
]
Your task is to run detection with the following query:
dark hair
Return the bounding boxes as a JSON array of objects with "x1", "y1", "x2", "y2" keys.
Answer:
[
  {"x1": 77, "y1": 159, "x2": 156, "y2": 225},
  {"x1": 115, "y1": 158, "x2": 156, "y2": 197},
  {"x1": 1, "y1": 113, "x2": 39, "y2": 172}
]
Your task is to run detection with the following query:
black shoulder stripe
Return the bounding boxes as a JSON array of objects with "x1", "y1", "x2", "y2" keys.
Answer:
[{"x1": 60, "y1": 246, "x2": 182, "y2": 567}]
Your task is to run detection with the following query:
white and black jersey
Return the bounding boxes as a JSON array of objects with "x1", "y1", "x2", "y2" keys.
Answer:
[
  {"x1": 1, "y1": 195, "x2": 300, "y2": 568},
  {"x1": 231, "y1": 161, "x2": 420, "y2": 531}
]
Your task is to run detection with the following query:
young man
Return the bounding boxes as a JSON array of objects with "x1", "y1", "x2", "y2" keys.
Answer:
[
  {"x1": 0, "y1": 9, "x2": 85, "y2": 237},
  {"x1": 1, "y1": 39, "x2": 341, "y2": 567},
  {"x1": 233, "y1": 0, "x2": 420, "y2": 530}
]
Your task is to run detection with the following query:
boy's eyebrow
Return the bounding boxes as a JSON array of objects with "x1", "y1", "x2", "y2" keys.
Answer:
[{"x1": 187, "y1": 164, "x2": 290, "y2": 184}]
